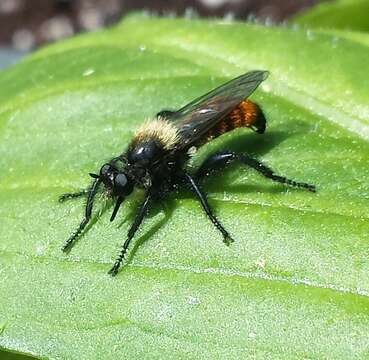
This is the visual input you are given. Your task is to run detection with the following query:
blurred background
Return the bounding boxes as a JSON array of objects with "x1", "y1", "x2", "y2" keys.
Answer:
[{"x1": 0, "y1": 0, "x2": 327, "y2": 68}]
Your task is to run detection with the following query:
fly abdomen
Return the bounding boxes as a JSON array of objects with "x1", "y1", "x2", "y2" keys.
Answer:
[
  {"x1": 229, "y1": 100, "x2": 265, "y2": 133},
  {"x1": 203, "y1": 100, "x2": 266, "y2": 144}
]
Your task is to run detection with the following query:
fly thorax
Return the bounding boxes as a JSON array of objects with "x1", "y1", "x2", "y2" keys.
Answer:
[{"x1": 127, "y1": 139, "x2": 164, "y2": 167}]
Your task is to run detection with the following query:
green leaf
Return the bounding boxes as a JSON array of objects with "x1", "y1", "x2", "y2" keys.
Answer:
[
  {"x1": 0, "y1": 350, "x2": 34, "y2": 360},
  {"x1": 292, "y1": 0, "x2": 369, "y2": 32},
  {"x1": 1, "y1": 14, "x2": 369, "y2": 359}
]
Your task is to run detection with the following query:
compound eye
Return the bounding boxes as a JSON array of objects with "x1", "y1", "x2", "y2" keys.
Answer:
[
  {"x1": 114, "y1": 173, "x2": 128, "y2": 189},
  {"x1": 100, "y1": 164, "x2": 112, "y2": 177}
]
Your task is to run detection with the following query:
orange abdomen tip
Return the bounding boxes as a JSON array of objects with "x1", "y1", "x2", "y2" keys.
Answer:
[
  {"x1": 228, "y1": 100, "x2": 266, "y2": 134},
  {"x1": 201, "y1": 100, "x2": 266, "y2": 145}
]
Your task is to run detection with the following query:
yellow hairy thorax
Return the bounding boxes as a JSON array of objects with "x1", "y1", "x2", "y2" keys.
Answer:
[{"x1": 134, "y1": 118, "x2": 179, "y2": 150}]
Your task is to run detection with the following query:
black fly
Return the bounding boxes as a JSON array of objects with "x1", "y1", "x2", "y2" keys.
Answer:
[{"x1": 60, "y1": 70, "x2": 315, "y2": 276}]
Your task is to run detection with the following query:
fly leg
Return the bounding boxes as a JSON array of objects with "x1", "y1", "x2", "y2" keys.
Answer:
[
  {"x1": 59, "y1": 189, "x2": 90, "y2": 203},
  {"x1": 183, "y1": 172, "x2": 234, "y2": 245},
  {"x1": 62, "y1": 178, "x2": 101, "y2": 251},
  {"x1": 108, "y1": 191, "x2": 152, "y2": 276},
  {"x1": 196, "y1": 151, "x2": 316, "y2": 192}
]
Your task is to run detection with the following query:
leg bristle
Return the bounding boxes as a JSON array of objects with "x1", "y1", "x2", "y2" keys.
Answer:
[{"x1": 59, "y1": 190, "x2": 88, "y2": 203}]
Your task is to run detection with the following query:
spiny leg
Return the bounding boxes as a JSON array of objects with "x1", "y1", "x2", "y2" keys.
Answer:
[
  {"x1": 59, "y1": 189, "x2": 89, "y2": 203},
  {"x1": 108, "y1": 191, "x2": 152, "y2": 276},
  {"x1": 240, "y1": 153, "x2": 316, "y2": 191},
  {"x1": 196, "y1": 151, "x2": 316, "y2": 192},
  {"x1": 183, "y1": 172, "x2": 233, "y2": 245},
  {"x1": 62, "y1": 178, "x2": 101, "y2": 252}
]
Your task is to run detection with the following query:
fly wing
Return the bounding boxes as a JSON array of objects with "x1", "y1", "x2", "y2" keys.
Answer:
[{"x1": 166, "y1": 70, "x2": 269, "y2": 149}]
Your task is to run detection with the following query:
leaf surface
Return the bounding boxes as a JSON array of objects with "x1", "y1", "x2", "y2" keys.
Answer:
[{"x1": 0, "y1": 15, "x2": 369, "y2": 359}]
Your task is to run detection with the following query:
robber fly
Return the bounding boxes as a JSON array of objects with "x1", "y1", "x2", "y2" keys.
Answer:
[{"x1": 60, "y1": 70, "x2": 315, "y2": 276}]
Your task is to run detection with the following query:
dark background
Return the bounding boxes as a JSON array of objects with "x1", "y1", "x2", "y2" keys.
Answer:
[{"x1": 0, "y1": 0, "x2": 325, "y2": 50}]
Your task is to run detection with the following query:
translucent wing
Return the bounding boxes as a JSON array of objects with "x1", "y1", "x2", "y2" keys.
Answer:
[{"x1": 164, "y1": 70, "x2": 269, "y2": 149}]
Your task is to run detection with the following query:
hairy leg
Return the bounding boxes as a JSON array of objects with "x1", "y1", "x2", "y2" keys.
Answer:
[
  {"x1": 108, "y1": 191, "x2": 152, "y2": 276},
  {"x1": 183, "y1": 172, "x2": 233, "y2": 245},
  {"x1": 196, "y1": 151, "x2": 316, "y2": 192},
  {"x1": 59, "y1": 189, "x2": 89, "y2": 203},
  {"x1": 62, "y1": 178, "x2": 101, "y2": 251}
]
